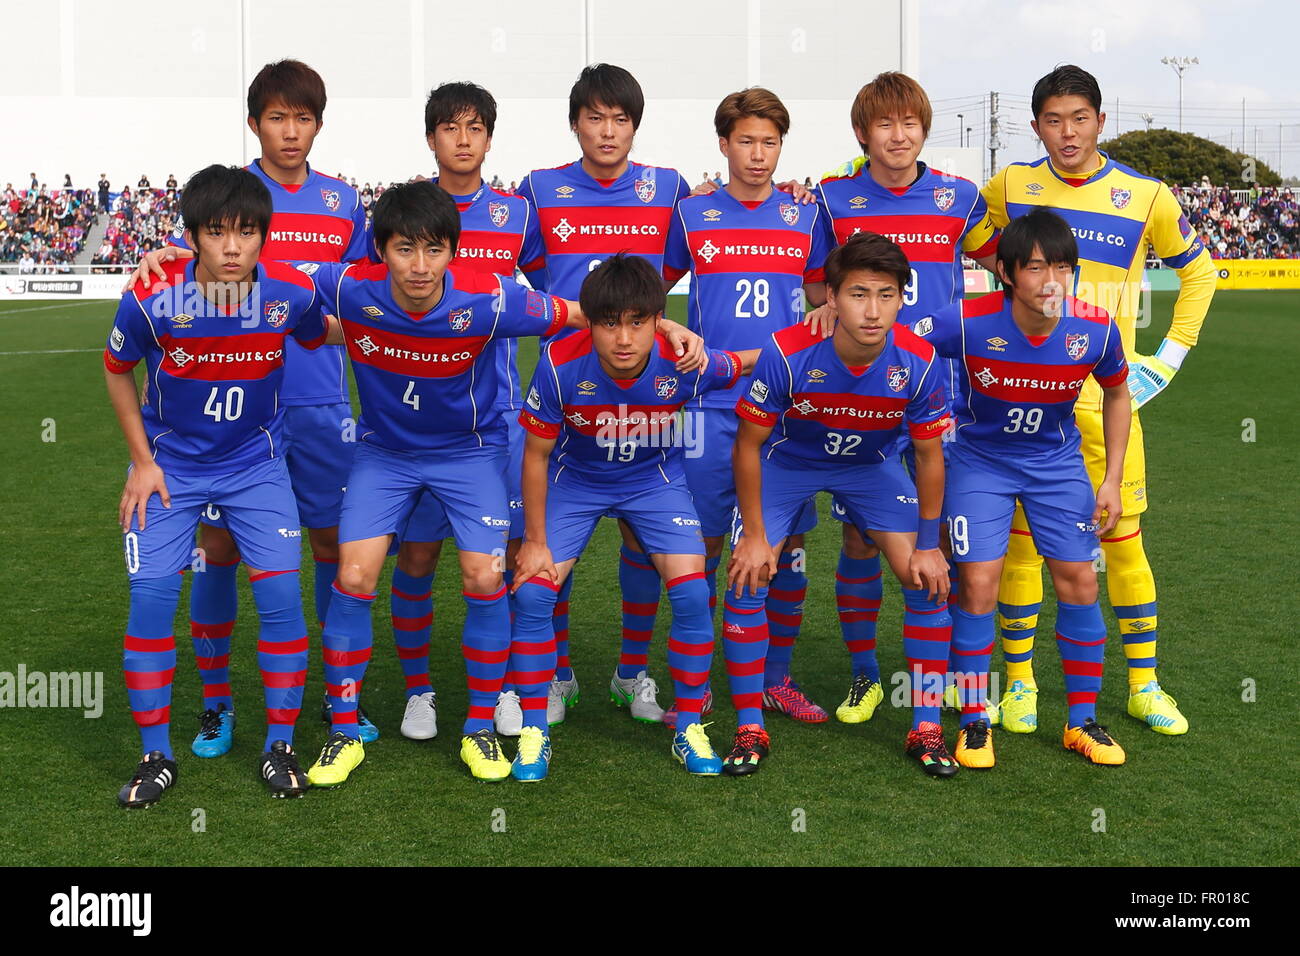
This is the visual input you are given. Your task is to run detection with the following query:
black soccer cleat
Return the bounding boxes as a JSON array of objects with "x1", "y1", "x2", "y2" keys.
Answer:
[
  {"x1": 905, "y1": 721, "x2": 959, "y2": 778},
  {"x1": 260, "y1": 740, "x2": 310, "y2": 798},
  {"x1": 117, "y1": 751, "x2": 178, "y2": 808},
  {"x1": 721, "y1": 723, "x2": 771, "y2": 777}
]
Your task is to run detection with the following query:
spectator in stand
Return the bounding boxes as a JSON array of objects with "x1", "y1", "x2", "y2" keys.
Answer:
[
  {"x1": 29, "y1": 172, "x2": 38, "y2": 191},
  {"x1": 137, "y1": 173, "x2": 150, "y2": 188},
  {"x1": 98, "y1": 174, "x2": 111, "y2": 210},
  {"x1": 166, "y1": 173, "x2": 177, "y2": 190},
  {"x1": 63, "y1": 174, "x2": 72, "y2": 188}
]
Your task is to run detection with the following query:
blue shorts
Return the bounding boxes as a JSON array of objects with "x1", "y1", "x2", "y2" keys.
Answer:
[
  {"x1": 282, "y1": 402, "x2": 354, "y2": 529},
  {"x1": 547, "y1": 475, "x2": 705, "y2": 564},
  {"x1": 122, "y1": 457, "x2": 303, "y2": 579},
  {"x1": 339, "y1": 442, "x2": 510, "y2": 556},
  {"x1": 684, "y1": 407, "x2": 817, "y2": 539},
  {"x1": 944, "y1": 442, "x2": 1099, "y2": 564},
  {"x1": 742, "y1": 454, "x2": 917, "y2": 547}
]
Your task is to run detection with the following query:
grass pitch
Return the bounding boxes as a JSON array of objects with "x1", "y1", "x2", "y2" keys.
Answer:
[{"x1": 0, "y1": 291, "x2": 1295, "y2": 866}]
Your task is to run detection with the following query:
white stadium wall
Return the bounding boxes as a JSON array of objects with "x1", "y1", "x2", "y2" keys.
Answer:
[{"x1": 0, "y1": 0, "x2": 999, "y2": 194}]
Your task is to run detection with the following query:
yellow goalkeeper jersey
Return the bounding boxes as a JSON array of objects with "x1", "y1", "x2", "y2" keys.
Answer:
[{"x1": 982, "y1": 152, "x2": 1216, "y2": 409}]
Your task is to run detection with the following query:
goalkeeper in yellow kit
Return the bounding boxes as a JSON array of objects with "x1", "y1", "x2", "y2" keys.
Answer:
[{"x1": 980, "y1": 65, "x2": 1215, "y2": 735}]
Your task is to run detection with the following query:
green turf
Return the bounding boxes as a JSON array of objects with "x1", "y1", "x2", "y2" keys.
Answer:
[{"x1": 0, "y1": 292, "x2": 1295, "y2": 866}]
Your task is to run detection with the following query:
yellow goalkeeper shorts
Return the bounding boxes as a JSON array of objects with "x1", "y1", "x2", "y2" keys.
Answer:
[{"x1": 1076, "y1": 405, "x2": 1148, "y2": 517}]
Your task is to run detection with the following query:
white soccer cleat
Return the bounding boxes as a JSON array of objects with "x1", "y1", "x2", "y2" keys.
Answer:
[
  {"x1": 610, "y1": 669, "x2": 666, "y2": 723},
  {"x1": 494, "y1": 690, "x2": 524, "y2": 737},
  {"x1": 549, "y1": 674, "x2": 580, "y2": 726},
  {"x1": 400, "y1": 691, "x2": 438, "y2": 740}
]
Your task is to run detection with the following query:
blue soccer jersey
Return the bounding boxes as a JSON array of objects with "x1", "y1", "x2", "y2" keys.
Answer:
[
  {"x1": 816, "y1": 161, "x2": 998, "y2": 320},
  {"x1": 516, "y1": 160, "x2": 689, "y2": 308},
  {"x1": 519, "y1": 333, "x2": 741, "y2": 487},
  {"x1": 663, "y1": 188, "x2": 829, "y2": 410},
  {"x1": 438, "y1": 178, "x2": 546, "y2": 414},
  {"x1": 312, "y1": 262, "x2": 565, "y2": 452},
  {"x1": 104, "y1": 258, "x2": 325, "y2": 474},
  {"x1": 917, "y1": 292, "x2": 1129, "y2": 456},
  {"x1": 171, "y1": 161, "x2": 371, "y2": 407},
  {"x1": 735, "y1": 323, "x2": 951, "y2": 468}
]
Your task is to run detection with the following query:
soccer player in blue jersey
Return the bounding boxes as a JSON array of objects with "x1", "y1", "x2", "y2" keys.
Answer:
[
  {"x1": 106, "y1": 165, "x2": 330, "y2": 806},
  {"x1": 132, "y1": 61, "x2": 381, "y2": 753},
  {"x1": 729, "y1": 232, "x2": 956, "y2": 776},
  {"x1": 810, "y1": 72, "x2": 1000, "y2": 725},
  {"x1": 512, "y1": 254, "x2": 758, "y2": 779},
  {"x1": 918, "y1": 208, "x2": 1131, "y2": 767},
  {"x1": 661, "y1": 87, "x2": 832, "y2": 726}
]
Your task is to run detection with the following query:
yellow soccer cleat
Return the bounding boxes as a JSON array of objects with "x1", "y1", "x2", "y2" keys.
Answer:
[
  {"x1": 997, "y1": 680, "x2": 1039, "y2": 733},
  {"x1": 954, "y1": 719, "x2": 995, "y2": 769},
  {"x1": 307, "y1": 731, "x2": 365, "y2": 787},
  {"x1": 1063, "y1": 718, "x2": 1126, "y2": 766},
  {"x1": 835, "y1": 674, "x2": 884, "y2": 724},
  {"x1": 1127, "y1": 681, "x2": 1189, "y2": 735},
  {"x1": 460, "y1": 728, "x2": 511, "y2": 782}
]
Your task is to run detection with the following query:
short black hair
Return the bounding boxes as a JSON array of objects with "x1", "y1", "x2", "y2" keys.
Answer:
[
  {"x1": 1031, "y1": 64, "x2": 1102, "y2": 119},
  {"x1": 824, "y1": 232, "x2": 911, "y2": 293},
  {"x1": 579, "y1": 254, "x2": 664, "y2": 321},
  {"x1": 372, "y1": 180, "x2": 461, "y2": 254},
  {"x1": 424, "y1": 81, "x2": 497, "y2": 136},
  {"x1": 569, "y1": 63, "x2": 644, "y2": 130},
  {"x1": 180, "y1": 164, "x2": 272, "y2": 237},
  {"x1": 247, "y1": 59, "x2": 327, "y2": 123},
  {"x1": 996, "y1": 207, "x2": 1078, "y2": 283}
]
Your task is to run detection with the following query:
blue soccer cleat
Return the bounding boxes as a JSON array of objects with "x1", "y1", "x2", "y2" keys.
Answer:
[
  {"x1": 321, "y1": 694, "x2": 380, "y2": 743},
  {"x1": 192, "y1": 704, "x2": 235, "y2": 758},
  {"x1": 511, "y1": 727, "x2": 553, "y2": 782},
  {"x1": 671, "y1": 723, "x2": 723, "y2": 776}
]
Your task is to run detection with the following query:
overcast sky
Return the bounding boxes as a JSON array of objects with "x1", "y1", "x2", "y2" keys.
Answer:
[{"x1": 917, "y1": 0, "x2": 1300, "y2": 177}]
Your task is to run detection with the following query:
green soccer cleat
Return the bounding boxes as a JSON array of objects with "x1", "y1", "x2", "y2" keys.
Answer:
[
  {"x1": 1127, "y1": 681, "x2": 1189, "y2": 735},
  {"x1": 997, "y1": 680, "x2": 1039, "y2": 733},
  {"x1": 835, "y1": 673, "x2": 884, "y2": 724}
]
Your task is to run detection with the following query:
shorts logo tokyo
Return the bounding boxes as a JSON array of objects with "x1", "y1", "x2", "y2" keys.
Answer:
[
  {"x1": 321, "y1": 189, "x2": 341, "y2": 211},
  {"x1": 1110, "y1": 187, "x2": 1132, "y2": 210},
  {"x1": 168, "y1": 345, "x2": 194, "y2": 367},
  {"x1": 634, "y1": 178, "x2": 656, "y2": 203},
  {"x1": 655, "y1": 375, "x2": 678, "y2": 399},
  {"x1": 488, "y1": 202, "x2": 510, "y2": 227},
  {"x1": 449, "y1": 307, "x2": 473, "y2": 332},
  {"x1": 933, "y1": 187, "x2": 956, "y2": 212},
  {"x1": 480, "y1": 515, "x2": 510, "y2": 528},
  {"x1": 264, "y1": 299, "x2": 289, "y2": 328},
  {"x1": 671, "y1": 516, "x2": 701, "y2": 527},
  {"x1": 1065, "y1": 333, "x2": 1089, "y2": 360},
  {"x1": 895, "y1": 494, "x2": 918, "y2": 504},
  {"x1": 1076, "y1": 520, "x2": 1099, "y2": 533},
  {"x1": 779, "y1": 202, "x2": 799, "y2": 225},
  {"x1": 887, "y1": 365, "x2": 909, "y2": 391}
]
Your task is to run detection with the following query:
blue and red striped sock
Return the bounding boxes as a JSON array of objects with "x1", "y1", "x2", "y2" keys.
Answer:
[
  {"x1": 665, "y1": 572, "x2": 714, "y2": 733},
  {"x1": 462, "y1": 584, "x2": 511, "y2": 734},
  {"x1": 391, "y1": 568, "x2": 435, "y2": 698},
  {"x1": 249, "y1": 570, "x2": 309, "y2": 750},
  {"x1": 312, "y1": 558, "x2": 336, "y2": 630},
  {"x1": 763, "y1": 549, "x2": 806, "y2": 686},
  {"x1": 124, "y1": 575, "x2": 182, "y2": 758},
  {"x1": 510, "y1": 578, "x2": 560, "y2": 731},
  {"x1": 190, "y1": 557, "x2": 238, "y2": 712},
  {"x1": 835, "y1": 552, "x2": 882, "y2": 681},
  {"x1": 552, "y1": 572, "x2": 574, "y2": 682},
  {"x1": 901, "y1": 587, "x2": 952, "y2": 728},
  {"x1": 704, "y1": 554, "x2": 722, "y2": 616},
  {"x1": 950, "y1": 605, "x2": 995, "y2": 728},
  {"x1": 321, "y1": 582, "x2": 375, "y2": 740},
  {"x1": 723, "y1": 585, "x2": 769, "y2": 728},
  {"x1": 1056, "y1": 601, "x2": 1107, "y2": 727},
  {"x1": 618, "y1": 545, "x2": 660, "y2": 679}
]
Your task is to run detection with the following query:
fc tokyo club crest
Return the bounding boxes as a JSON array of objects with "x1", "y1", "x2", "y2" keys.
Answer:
[
  {"x1": 264, "y1": 300, "x2": 289, "y2": 328},
  {"x1": 933, "y1": 187, "x2": 956, "y2": 212},
  {"x1": 1110, "y1": 187, "x2": 1131, "y2": 210},
  {"x1": 654, "y1": 375, "x2": 678, "y2": 399},
  {"x1": 634, "y1": 178, "x2": 656, "y2": 204},
  {"x1": 449, "y1": 307, "x2": 473, "y2": 332},
  {"x1": 779, "y1": 202, "x2": 799, "y2": 226},
  {"x1": 1065, "y1": 333, "x2": 1090, "y2": 360},
  {"x1": 321, "y1": 188, "x2": 341, "y2": 211},
  {"x1": 488, "y1": 201, "x2": 509, "y2": 228},
  {"x1": 887, "y1": 365, "x2": 910, "y2": 392}
]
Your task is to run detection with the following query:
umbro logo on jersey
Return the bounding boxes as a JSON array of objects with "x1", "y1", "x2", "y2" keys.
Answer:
[
  {"x1": 703, "y1": 208, "x2": 723, "y2": 222},
  {"x1": 555, "y1": 185, "x2": 575, "y2": 198},
  {"x1": 933, "y1": 187, "x2": 956, "y2": 212},
  {"x1": 780, "y1": 202, "x2": 799, "y2": 225},
  {"x1": 1066, "y1": 333, "x2": 1089, "y2": 360},
  {"x1": 449, "y1": 307, "x2": 473, "y2": 332},
  {"x1": 170, "y1": 313, "x2": 194, "y2": 328},
  {"x1": 577, "y1": 380, "x2": 597, "y2": 393},
  {"x1": 264, "y1": 300, "x2": 289, "y2": 329},
  {"x1": 807, "y1": 369, "x2": 827, "y2": 381},
  {"x1": 698, "y1": 239, "x2": 721, "y2": 263},
  {"x1": 168, "y1": 346, "x2": 194, "y2": 367},
  {"x1": 362, "y1": 306, "x2": 384, "y2": 317},
  {"x1": 849, "y1": 196, "x2": 868, "y2": 209},
  {"x1": 552, "y1": 218, "x2": 577, "y2": 242},
  {"x1": 635, "y1": 178, "x2": 656, "y2": 203},
  {"x1": 887, "y1": 365, "x2": 910, "y2": 392},
  {"x1": 321, "y1": 189, "x2": 341, "y2": 211},
  {"x1": 974, "y1": 367, "x2": 997, "y2": 388},
  {"x1": 355, "y1": 334, "x2": 380, "y2": 356},
  {"x1": 986, "y1": 336, "x2": 1008, "y2": 351},
  {"x1": 1025, "y1": 182, "x2": 1044, "y2": 195},
  {"x1": 489, "y1": 201, "x2": 509, "y2": 227}
]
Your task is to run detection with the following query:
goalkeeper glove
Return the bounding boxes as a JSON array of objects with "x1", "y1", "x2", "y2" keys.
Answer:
[
  {"x1": 821, "y1": 155, "x2": 867, "y2": 181},
  {"x1": 1127, "y1": 338, "x2": 1189, "y2": 410}
]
